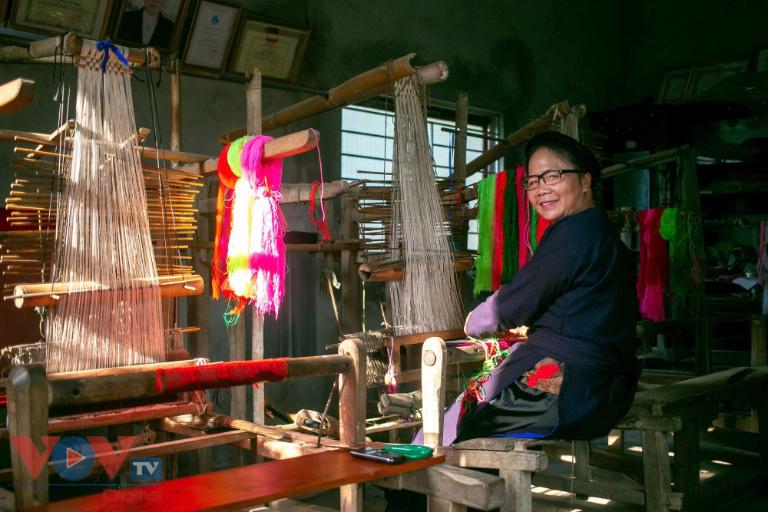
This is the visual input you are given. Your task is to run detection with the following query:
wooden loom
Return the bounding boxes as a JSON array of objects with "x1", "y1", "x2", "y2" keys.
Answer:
[{"x1": 0, "y1": 38, "x2": 460, "y2": 511}]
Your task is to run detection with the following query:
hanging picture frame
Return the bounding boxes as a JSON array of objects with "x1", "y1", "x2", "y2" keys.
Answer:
[
  {"x1": 751, "y1": 45, "x2": 768, "y2": 72},
  {"x1": 657, "y1": 67, "x2": 694, "y2": 103},
  {"x1": 182, "y1": 0, "x2": 240, "y2": 73},
  {"x1": 688, "y1": 60, "x2": 748, "y2": 100},
  {"x1": 9, "y1": 0, "x2": 113, "y2": 39},
  {"x1": 229, "y1": 17, "x2": 310, "y2": 82},
  {"x1": 112, "y1": 0, "x2": 190, "y2": 54}
]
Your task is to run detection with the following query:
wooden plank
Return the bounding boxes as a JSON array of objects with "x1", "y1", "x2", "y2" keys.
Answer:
[
  {"x1": 376, "y1": 463, "x2": 505, "y2": 510},
  {"x1": 641, "y1": 430, "x2": 673, "y2": 512},
  {"x1": 34, "y1": 450, "x2": 445, "y2": 512},
  {"x1": 444, "y1": 446, "x2": 546, "y2": 473},
  {"x1": 633, "y1": 366, "x2": 768, "y2": 407}
]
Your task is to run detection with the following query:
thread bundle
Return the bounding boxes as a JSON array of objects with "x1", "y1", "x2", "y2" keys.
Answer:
[
  {"x1": 211, "y1": 135, "x2": 286, "y2": 321},
  {"x1": 473, "y1": 166, "x2": 549, "y2": 295}
]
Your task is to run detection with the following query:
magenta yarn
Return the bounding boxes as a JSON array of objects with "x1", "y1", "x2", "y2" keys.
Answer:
[{"x1": 241, "y1": 135, "x2": 283, "y2": 193}]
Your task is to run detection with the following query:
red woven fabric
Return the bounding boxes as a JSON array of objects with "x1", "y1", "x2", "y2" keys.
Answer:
[
  {"x1": 491, "y1": 171, "x2": 508, "y2": 289},
  {"x1": 526, "y1": 363, "x2": 560, "y2": 388},
  {"x1": 156, "y1": 359, "x2": 289, "y2": 393}
]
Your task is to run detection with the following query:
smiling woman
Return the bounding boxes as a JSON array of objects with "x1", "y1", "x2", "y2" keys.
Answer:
[{"x1": 421, "y1": 131, "x2": 640, "y2": 449}]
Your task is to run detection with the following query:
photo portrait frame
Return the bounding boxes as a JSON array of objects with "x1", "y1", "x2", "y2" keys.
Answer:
[
  {"x1": 230, "y1": 17, "x2": 310, "y2": 82},
  {"x1": 182, "y1": 1, "x2": 240, "y2": 73},
  {"x1": 112, "y1": 0, "x2": 189, "y2": 54},
  {"x1": 688, "y1": 60, "x2": 748, "y2": 100},
  {"x1": 10, "y1": 0, "x2": 113, "y2": 39},
  {"x1": 657, "y1": 67, "x2": 694, "y2": 103},
  {"x1": 751, "y1": 45, "x2": 768, "y2": 73}
]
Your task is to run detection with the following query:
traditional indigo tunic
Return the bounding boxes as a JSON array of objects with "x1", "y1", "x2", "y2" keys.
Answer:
[{"x1": 439, "y1": 207, "x2": 640, "y2": 445}]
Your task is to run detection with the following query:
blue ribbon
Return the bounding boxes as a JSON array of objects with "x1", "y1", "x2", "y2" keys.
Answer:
[{"x1": 96, "y1": 41, "x2": 129, "y2": 73}]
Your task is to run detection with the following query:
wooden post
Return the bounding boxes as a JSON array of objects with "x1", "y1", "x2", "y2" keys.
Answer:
[
  {"x1": 641, "y1": 430, "x2": 672, "y2": 512},
  {"x1": 338, "y1": 339, "x2": 366, "y2": 512},
  {"x1": 340, "y1": 194, "x2": 362, "y2": 334},
  {"x1": 7, "y1": 364, "x2": 49, "y2": 510},
  {"x1": 247, "y1": 68, "x2": 265, "y2": 428},
  {"x1": 421, "y1": 337, "x2": 447, "y2": 449}
]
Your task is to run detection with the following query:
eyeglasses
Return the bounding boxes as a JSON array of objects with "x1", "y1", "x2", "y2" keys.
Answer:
[{"x1": 522, "y1": 169, "x2": 585, "y2": 191}]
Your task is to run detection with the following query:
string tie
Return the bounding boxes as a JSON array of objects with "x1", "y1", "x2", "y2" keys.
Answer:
[{"x1": 96, "y1": 41, "x2": 129, "y2": 73}]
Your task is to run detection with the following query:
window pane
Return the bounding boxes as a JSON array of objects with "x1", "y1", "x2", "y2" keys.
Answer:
[{"x1": 341, "y1": 132, "x2": 388, "y2": 158}]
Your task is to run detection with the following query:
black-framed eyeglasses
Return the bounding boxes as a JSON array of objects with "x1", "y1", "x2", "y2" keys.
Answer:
[{"x1": 522, "y1": 169, "x2": 585, "y2": 191}]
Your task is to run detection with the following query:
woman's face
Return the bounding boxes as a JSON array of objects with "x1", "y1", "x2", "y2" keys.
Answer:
[{"x1": 526, "y1": 147, "x2": 594, "y2": 223}]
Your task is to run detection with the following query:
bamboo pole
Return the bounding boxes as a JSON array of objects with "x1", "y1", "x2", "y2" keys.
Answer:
[
  {"x1": 10, "y1": 274, "x2": 204, "y2": 308},
  {"x1": 219, "y1": 55, "x2": 449, "y2": 142},
  {"x1": 465, "y1": 101, "x2": 584, "y2": 175},
  {"x1": 0, "y1": 78, "x2": 35, "y2": 115},
  {"x1": 0, "y1": 33, "x2": 160, "y2": 68},
  {"x1": 358, "y1": 256, "x2": 475, "y2": 282}
]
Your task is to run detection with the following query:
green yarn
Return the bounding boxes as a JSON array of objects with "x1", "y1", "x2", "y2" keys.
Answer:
[
  {"x1": 530, "y1": 208, "x2": 539, "y2": 251},
  {"x1": 473, "y1": 174, "x2": 496, "y2": 295},
  {"x1": 659, "y1": 207, "x2": 704, "y2": 320},
  {"x1": 227, "y1": 136, "x2": 252, "y2": 177}
]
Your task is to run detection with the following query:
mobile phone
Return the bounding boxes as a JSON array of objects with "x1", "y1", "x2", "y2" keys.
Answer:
[{"x1": 350, "y1": 448, "x2": 406, "y2": 464}]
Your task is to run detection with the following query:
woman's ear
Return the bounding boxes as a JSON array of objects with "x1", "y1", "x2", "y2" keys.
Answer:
[{"x1": 580, "y1": 173, "x2": 592, "y2": 192}]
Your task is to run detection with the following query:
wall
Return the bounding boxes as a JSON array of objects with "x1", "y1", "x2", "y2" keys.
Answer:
[{"x1": 1, "y1": 0, "x2": 766, "y2": 411}]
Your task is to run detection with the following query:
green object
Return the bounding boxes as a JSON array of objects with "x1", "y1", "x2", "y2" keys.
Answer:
[
  {"x1": 473, "y1": 174, "x2": 496, "y2": 295},
  {"x1": 381, "y1": 444, "x2": 433, "y2": 460}
]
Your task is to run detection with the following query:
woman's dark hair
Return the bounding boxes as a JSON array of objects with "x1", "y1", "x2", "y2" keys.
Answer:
[{"x1": 524, "y1": 131, "x2": 601, "y2": 191}]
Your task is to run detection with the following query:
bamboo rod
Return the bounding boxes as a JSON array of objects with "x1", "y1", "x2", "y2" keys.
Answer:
[
  {"x1": 185, "y1": 129, "x2": 321, "y2": 176},
  {"x1": 0, "y1": 33, "x2": 160, "y2": 68},
  {"x1": 0, "y1": 78, "x2": 35, "y2": 115},
  {"x1": 219, "y1": 55, "x2": 449, "y2": 142},
  {"x1": 9, "y1": 274, "x2": 204, "y2": 308},
  {"x1": 466, "y1": 101, "x2": 584, "y2": 175},
  {"x1": 601, "y1": 147, "x2": 681, "y2": 178},
  {"x1": 358, "y1": 256, "x2": 475, "y2": 282}
]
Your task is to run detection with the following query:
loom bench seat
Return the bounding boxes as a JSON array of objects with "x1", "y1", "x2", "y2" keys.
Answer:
[
  {"x1": 529, "y1": 366, "x2": 768, "y2": 512},
  {"x1": 31, "y1": 450, "x2": 445, "y2": 512}
]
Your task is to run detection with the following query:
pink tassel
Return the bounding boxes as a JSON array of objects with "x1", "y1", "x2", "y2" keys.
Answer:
[{"x1": 240, "y1": 135, "x2": 287, "y2": 318}]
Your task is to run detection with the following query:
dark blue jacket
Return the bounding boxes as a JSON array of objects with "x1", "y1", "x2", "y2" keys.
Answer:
[{"x1": 456, "y1": 207, "x2": 639, "y2": 442}]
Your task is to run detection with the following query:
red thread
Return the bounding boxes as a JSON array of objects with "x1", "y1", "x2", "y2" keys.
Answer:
[
  {"x1": 491, "y1": 171, "x2": 508, "y2": 289},
  {"x1": 309, "y1": 181, "x2": 331, "y2": 240},
  {"x1": 156, "y1": 359, "x2": 289, "y2": 394}
]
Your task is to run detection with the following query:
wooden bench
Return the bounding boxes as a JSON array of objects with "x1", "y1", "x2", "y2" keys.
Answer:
[
  {"x1": 30, "y1": 450, "x2": 445, "y2": 512},
  {"x1": 419, "y1": 337, "x2": 768, "y2": 512}
]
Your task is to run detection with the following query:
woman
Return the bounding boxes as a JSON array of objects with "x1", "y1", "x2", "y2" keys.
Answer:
[
  {"x1": 386, "y1": 131, "x2": 639, "y2": 511},
  {"x1": 441, "y1": 131, "x2": 639, "y2": 445}
]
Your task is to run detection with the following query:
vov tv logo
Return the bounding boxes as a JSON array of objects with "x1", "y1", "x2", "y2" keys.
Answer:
[{"x1": 10, "y1": 435, "x2": 163, "y2": 483}]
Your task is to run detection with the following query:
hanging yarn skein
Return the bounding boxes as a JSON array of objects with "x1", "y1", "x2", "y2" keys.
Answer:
[{"x1": 221, "y1": 135, "x2": 286, "y2": 321}]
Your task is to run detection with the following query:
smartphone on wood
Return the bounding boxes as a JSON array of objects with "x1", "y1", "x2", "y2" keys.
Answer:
[{"x1": 350, "y1": 448, "x2": 406, "y2": 464}]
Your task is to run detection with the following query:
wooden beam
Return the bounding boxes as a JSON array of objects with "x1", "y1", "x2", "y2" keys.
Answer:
[
  {"x1": 219, "y1": 55, "x2": 449, "y2": 142},
  {"x1": 358, "y1": 256, "x2": 475, "y2": 282},
  {"x1": 0, "y1": 78, "x2": 35, "y2": 115},
  {"x1": 465, "y1": 101, "x2": 583, "y2": 175}
]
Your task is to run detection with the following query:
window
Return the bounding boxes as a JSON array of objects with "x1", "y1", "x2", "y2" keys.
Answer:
[{"x1": 341, "y1": 102, "x2": 501, "y2": 251}]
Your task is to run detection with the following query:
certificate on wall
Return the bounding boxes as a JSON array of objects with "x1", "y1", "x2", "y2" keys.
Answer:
[
  {"x1": 10, "y1": 0, "x2": 112, "y2": 39},
  {"x1": 183, "y1": 1, "x2": 240, "y2": 72},
  {"x1": 231, "y1": 19, "x2": 309, "y2": 82}
]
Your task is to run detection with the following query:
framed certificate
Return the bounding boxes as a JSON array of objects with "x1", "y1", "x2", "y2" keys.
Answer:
[
  {"x1": 112, "y1": 0, "x2": 190, "y2": 53},
  {"x1": 10, "y1": 0, "x2": 113, "y2": 39},
  {"x1": 182, "y1": 1, "x2": 240, "y2": 73},
  {"x1": 657, "y1": 67, "x2": 693, "y2": 103},
  {"x1": 230, "y1": 17, "x2": 310, "y2": 82}
]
